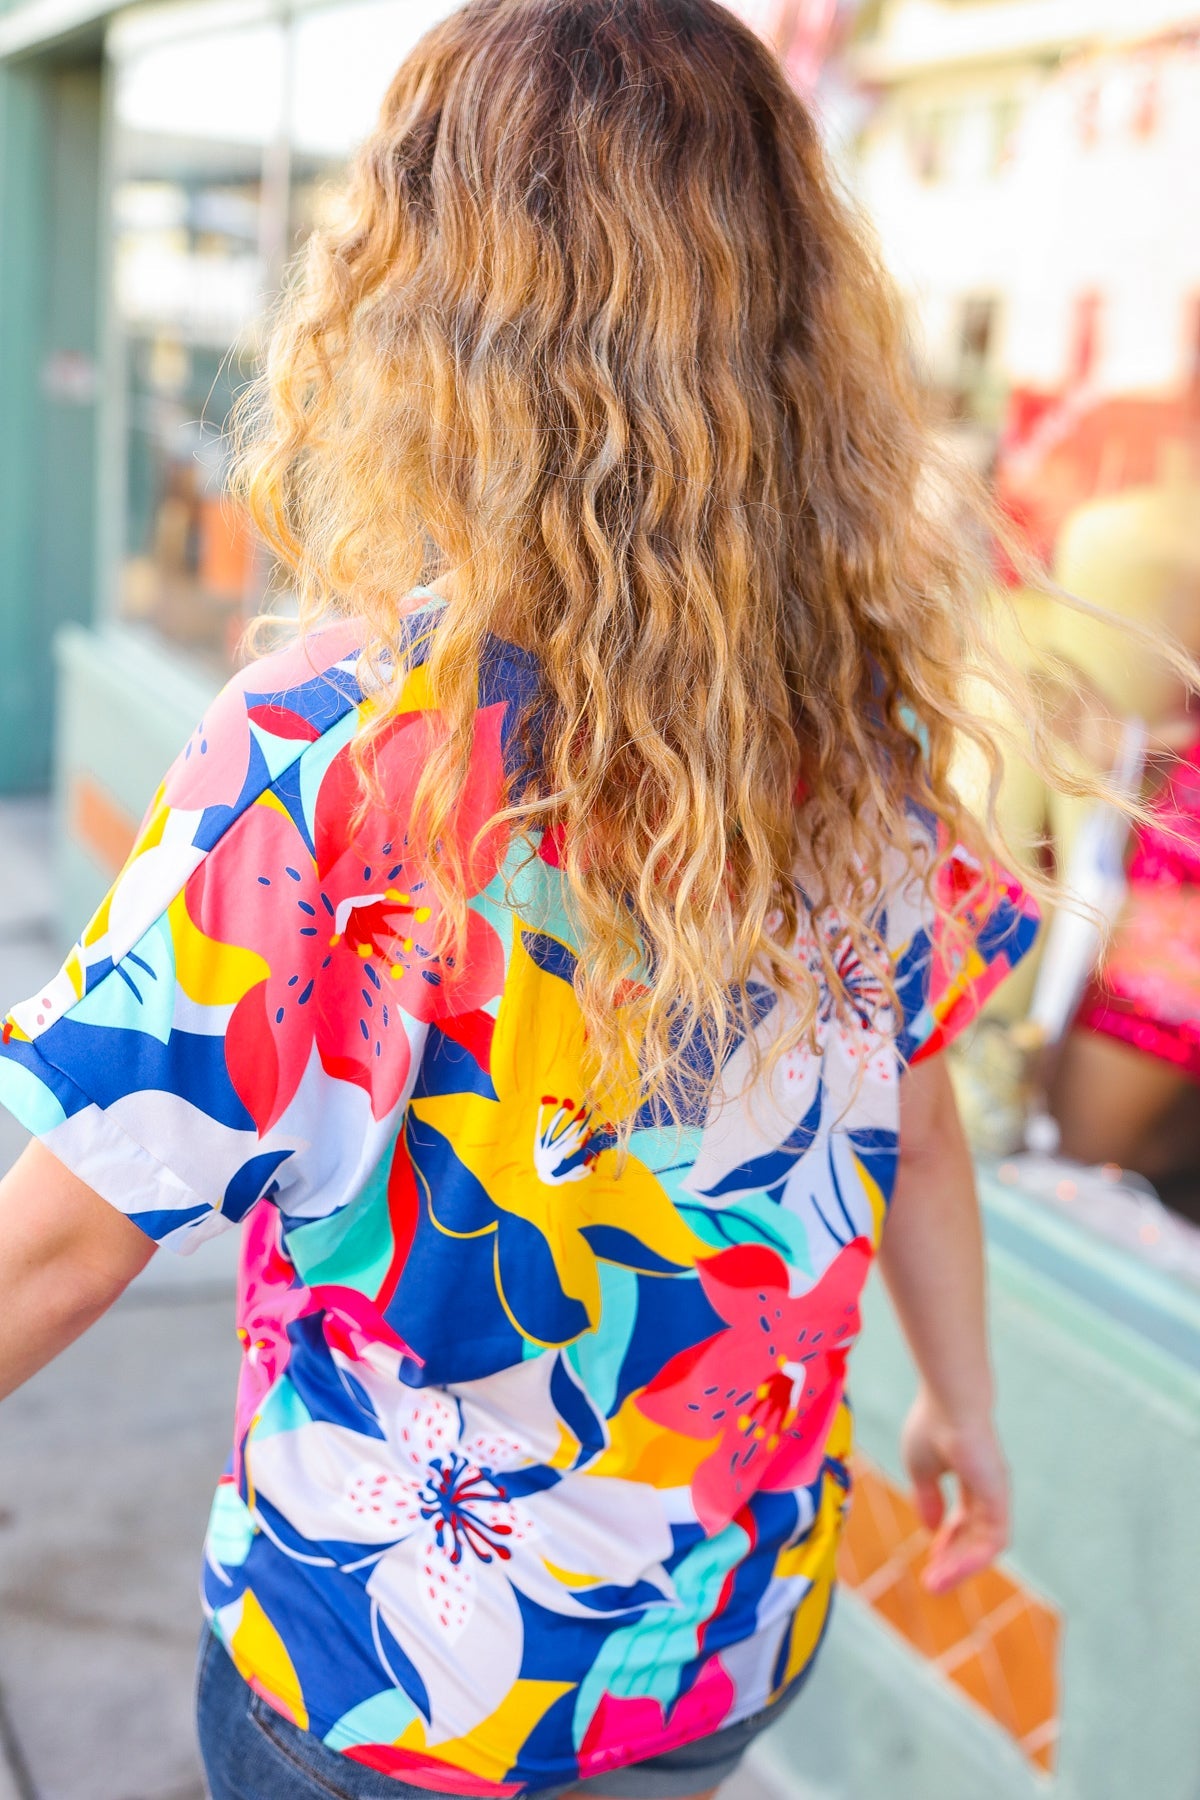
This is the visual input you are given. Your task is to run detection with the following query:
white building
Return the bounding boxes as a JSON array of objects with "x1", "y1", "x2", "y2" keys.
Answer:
[{"x1": 848, "y1": 0, "x2": 1200, "y2": 467}]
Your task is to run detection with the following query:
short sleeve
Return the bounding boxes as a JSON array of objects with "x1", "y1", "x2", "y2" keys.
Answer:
[
  {"x1": 0, "y1": 818, "x2": 263, "y2": 1255},
  {"x1": 0, "y1": 622, "x2": 369, "y2": 1253},
  {"x1": 0, "y1": 604, "x2": 517, "y2": 1256},
  {"x1": 888, "y1": 833, "x2": 1041, "y2": 1067}
]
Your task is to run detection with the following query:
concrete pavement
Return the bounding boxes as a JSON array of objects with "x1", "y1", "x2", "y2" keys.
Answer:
[
  {"x1": 0, "y1": 1284, "x2": 238, "y2": 1800},
  {"x1": 0, "y1": 797, "x2": 242, "y2": 1800}
]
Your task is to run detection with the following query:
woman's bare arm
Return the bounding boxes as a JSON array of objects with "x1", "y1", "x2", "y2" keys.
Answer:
[
  {"x1": 878, "y1": 1054, "x2": 1010, "y2": 1593},
  {"x1": 0, "y1": 1140, "x2": 154, "y2": 1402}
]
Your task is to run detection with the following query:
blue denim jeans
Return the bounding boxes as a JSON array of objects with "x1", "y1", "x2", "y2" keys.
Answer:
[{"x1": 196, "y1": 1627, "x2": 802, "y2": 1800}]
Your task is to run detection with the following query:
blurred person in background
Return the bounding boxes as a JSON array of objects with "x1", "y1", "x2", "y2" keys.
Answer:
[
  {"x1": 840, "y1": 1, "x2": 1200, "y2": 1223},
  {"x1": 1044, "y1": 472, "x2": 1200, "y2": 1216},
  {"x1": 942, "y1": 458, "x2": 1200, "y2": 1221}
]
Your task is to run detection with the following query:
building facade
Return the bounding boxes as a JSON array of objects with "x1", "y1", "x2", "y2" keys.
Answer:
[
  {"x1": 0, "y1": 0, "x2": 469, "y2": 912},
  {"x1": 850, "y1": 0, "x2": 1200, "y2": 554}
]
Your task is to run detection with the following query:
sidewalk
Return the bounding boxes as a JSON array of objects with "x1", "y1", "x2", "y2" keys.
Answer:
[{"x1": 0, "y1": 800, "x2": 240, "y2": 1800}]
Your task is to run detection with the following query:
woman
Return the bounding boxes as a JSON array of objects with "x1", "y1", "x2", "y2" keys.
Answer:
[
  {"x1": 1056, "y1": 721, "x2": 1200, "y2": 1215},
  {"x1": 0, "y1": 3, "x2": 1041, "y2": 1797},
  {"x1": 1032, "y1": 484, "x2": 1200, "y2": 1212}
]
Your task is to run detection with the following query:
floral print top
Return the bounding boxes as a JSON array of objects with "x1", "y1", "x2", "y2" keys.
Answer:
[{"x1": 0, "y1": 597, "x2": 1037, "y2": 1796}]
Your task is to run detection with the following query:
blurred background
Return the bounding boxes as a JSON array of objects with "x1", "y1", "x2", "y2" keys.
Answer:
[{"x1": 0, "y1": 1, "x2": 1197, "y2": 1797}]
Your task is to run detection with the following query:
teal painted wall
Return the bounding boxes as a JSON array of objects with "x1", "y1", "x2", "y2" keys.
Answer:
[
  {"x1": 0, "y1": 59, "x2": 51, "y2": 791},
  {"x1": 53, "y1": 625, "x2": 219, "y2": 939},
  {"x1": 41, "y1": 65, "x2": 103, "y2": 692},
  {"x1": 0, "y1": 54, "x2": 102, "y2": 794}
]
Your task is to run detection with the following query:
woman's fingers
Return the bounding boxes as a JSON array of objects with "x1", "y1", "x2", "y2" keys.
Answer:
[
  {"x1": 911, "y1": 1468, "x2": 946, "y2": 1534},
  {"x1": 898, "y1": 1387, "x2": 1011, "y2": 1593},
  {"x1": 900, "y1": 1392, "x2": 950, "y2": 1531},
  {"x1": 921, "y1": 1481, "x2": 1009, "y2": 1593}
]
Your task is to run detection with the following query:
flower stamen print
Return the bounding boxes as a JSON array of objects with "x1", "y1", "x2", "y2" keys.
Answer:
[
  {"x1": 334, "y1": 1425, "x2": 536, "y2": 1642},
  {"x1": 533, "y1": 1096, "x2": 603, "y2": 1185},
  {"x1": 247, "y1": 1361, "x2": 675, "y2": 1723},
  {"x1": 739, "y1": 1352, "x2": 820, "y2": 1452},
  {"x1": 419, "y1": 1456, "x2": 516, "y2": 1566},
  {"x1": 328, "y1": 878, "x2": 435, "y2": 981},
  {"x1": 823, "y1": 936, "x2": 887, "y2": 1031}
]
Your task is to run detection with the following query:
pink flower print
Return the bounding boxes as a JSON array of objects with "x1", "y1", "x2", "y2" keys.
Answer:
[
  {"x1": 637, "y1": 1237, "x2": 872, "y2": 1534},
  {"x1": 359, "y1": 1448, "x2": 532, "y2": 1640},
  {"x1": 308, "y1": 700, "x2": 510, "y2": 1032},
  {"x1": 311, "y1": 1284, "x2": 419, "y2": 1372},
  {"x1": 232, "y1": 1203, "x2": 313, "y2": 1483},
  {"x1": 186, "y1": 703, "x2": 508, "y2": 1132},
  {"x1": 165, "y1": 621, "x2": 363, "y2": 812},
  {"x1": 911, "y1": 849, "x2": 1039, "y2": 1064},
  {"x1": 579, "y1": 1654, "x2": 736, "y2": 1777},
  {"x1": 232, "y1": 1199, "x2": 420, "y2": 1488}
]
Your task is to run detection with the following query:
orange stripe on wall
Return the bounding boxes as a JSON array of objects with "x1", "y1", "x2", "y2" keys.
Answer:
[
  {"x1": 839, "y1": 1453, "x2": 1062, "y2": 1773},
  {"x1": 69, "y1": 774, "x2": 138, "y2": 878}
]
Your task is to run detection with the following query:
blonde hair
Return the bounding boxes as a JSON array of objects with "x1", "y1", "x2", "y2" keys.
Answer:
[{"x1": 232, "y1": 0, "x2": 1163, "y2": 1128}]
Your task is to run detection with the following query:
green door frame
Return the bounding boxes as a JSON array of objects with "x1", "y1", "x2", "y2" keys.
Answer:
[{"x1": 0, "y1": 38, "x2": 105, "y2": 793}]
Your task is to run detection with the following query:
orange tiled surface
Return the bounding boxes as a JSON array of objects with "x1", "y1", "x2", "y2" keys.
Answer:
[
  {"x1": 838, "y1": 1453, "x2": 1062, "y2": 1774},
  {"x1": 69, "y1": 774, "x2": 138, "y2": 878}
]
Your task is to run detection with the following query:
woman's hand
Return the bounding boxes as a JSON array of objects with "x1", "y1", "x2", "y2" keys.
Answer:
[{"x1": 901, "y1": 1383, "x2": 1010, "y2": 1594}]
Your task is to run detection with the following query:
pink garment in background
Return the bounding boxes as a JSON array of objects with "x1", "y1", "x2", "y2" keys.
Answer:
[{"x1": 1077, "y1": 736, "x2": 1200, "y2": 1081}]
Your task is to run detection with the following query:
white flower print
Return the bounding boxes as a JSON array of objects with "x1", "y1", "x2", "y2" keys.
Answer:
[
  {"x1": 247, "y1": 1354, "x2": 676, "y2": 1741},
  {"x1": 684, "y1": 913, "x2": 899, "y2": 1211}
]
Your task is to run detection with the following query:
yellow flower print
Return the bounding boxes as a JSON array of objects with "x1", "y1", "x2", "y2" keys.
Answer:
[{"x1": 409, "y1": 930, "x2": 707, "y2": 1347}]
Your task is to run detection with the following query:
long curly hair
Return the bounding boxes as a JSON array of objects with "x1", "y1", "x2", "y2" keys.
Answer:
[{"x1": 232, "y1": 0, "x2": 1110, "y2": 1125}]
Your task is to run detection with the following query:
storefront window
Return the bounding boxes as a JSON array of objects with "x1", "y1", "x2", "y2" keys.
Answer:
[
  {"x1": 105, "y1": 0, "x2": 459, "y2": 672},
  {"x1": 109, "y1": 13, "x2": 285, "y2": 666}
]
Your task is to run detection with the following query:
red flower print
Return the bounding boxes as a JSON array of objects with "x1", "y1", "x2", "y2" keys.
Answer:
[
  {"x1": 637, "y1": 1237, "x2": 872, "y2": 1534},
  {"x1": 188, "y1": 704, "x2": 508, "y2": 1132}
]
